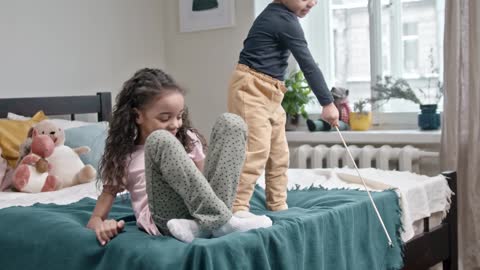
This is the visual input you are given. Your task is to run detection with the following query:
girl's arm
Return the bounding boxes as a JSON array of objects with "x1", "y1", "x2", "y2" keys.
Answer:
[
  {"x1": 193, "y1": 159, "x2": 205, "y2": 173},
  {"x1": 86, "y1": 191, "x2": 125, "y2": 246},
  {"x1": 187, "y1": 130, "x2": 206, "y2": 172}
]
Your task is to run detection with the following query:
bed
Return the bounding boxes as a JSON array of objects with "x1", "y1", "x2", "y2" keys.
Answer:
[{"x1": 0, "y1": 92, "x2": 458, "y2": 270}]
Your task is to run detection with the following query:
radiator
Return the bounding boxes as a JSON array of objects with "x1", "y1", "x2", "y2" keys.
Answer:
[{"x1": 290, "y1": 144, "x2": 439, "y2": 173}]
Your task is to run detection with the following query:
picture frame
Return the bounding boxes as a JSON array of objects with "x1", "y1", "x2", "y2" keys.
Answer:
[{"x1": 179, "y1": 0, "x2": 236, "y2": 32}]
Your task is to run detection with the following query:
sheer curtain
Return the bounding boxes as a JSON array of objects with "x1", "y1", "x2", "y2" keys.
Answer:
[{"x1": 441, "y1": 0, "x2": 480, "y2": 269}]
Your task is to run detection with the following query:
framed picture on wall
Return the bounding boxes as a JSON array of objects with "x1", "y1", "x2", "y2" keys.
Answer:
[{"x1": 179, "y1": 0, "x2": 235, "y2": 32}]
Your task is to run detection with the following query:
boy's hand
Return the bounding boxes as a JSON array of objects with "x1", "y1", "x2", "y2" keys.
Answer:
[
  {"x1": 321, "y1": 103, "x2": 340, "y2": 127},
  {"x1": 87, "y1": 216, "x2": 125, "y2": 246}
]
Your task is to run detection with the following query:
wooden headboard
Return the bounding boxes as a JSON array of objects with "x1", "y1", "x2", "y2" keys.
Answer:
[{"x1": 0, "y1": 92, "x2": 112, "y2": 122}]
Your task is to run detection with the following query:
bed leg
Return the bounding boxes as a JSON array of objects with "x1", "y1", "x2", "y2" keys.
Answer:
[{"x1": 442, "y1": 171, "x2": 458, "y2": 270}]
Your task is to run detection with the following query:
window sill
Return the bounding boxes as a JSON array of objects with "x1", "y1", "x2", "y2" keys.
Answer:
[{"x1": 286, "y1": 129, "x2": 441, "y2": 145}]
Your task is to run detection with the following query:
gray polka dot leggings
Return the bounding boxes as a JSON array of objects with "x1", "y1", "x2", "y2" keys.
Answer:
[{"x1": 144, "y1": 113, "x2": 247, "y2": 235}]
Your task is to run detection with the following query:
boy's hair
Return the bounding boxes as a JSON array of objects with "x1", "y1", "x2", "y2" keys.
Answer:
[{"x1": 99, "y1": 68, "x2": 206, "y2": 188}]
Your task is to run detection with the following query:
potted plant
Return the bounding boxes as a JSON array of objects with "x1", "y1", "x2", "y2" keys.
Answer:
[
  {"x1": 281, "y1": 70, "x2": 315, "y2": 130},
  {"x1": 371, "y1": 49, "x2": 443, "y2": 130},
  {"x1": 349, "y1": 98, "x2": 373, "y2": 131},
  {"x1": 416, "y1": 78, "x2": 443, "y2": 130},
  {"x1": 371, "y1": 75, "x2": 443, "y2": 130}
]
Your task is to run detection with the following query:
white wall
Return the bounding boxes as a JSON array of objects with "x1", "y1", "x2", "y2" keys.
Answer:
[
  {"x1": 1, "y1": 0, "x2": 258, "y2": 137},
  {"x1": 254, "y1": 0, "x2": 271, "y2": 16},
  {"x1": 162, "y1": 0, "x2": 255, "y2": 137},
  {"x1": 0, "y1": 0, "x2": 166, "y2": 100}
]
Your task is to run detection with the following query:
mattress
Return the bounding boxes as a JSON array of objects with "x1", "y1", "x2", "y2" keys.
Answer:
[
  {"x1": 0, "y1": 180, "x2": 404, "y2": 270},
  {"x1": 257, "y1": 168, "x2": 452, "y2": 242},
  {"x1": 0, "y1": 167, "x2": 451, "y2": 242}
]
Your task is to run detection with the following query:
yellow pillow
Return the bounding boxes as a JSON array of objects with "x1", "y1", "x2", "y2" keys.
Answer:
[{"x1": 0, "y1": 111, "x2": 47, "y2": 168}]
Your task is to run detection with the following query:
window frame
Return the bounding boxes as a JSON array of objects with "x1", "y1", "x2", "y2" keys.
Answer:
[{"x1": 303, "y1": 0, "x2": 444, "y2": 129}]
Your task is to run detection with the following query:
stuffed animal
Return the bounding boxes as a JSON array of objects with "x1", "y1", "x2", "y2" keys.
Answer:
[
  {"x1": 331, "y1": 86, "x2": 352, "y2": 126},
  {"x1": 13, "y1": 134, "x2": 60, "y2": 192},
  {"x1": 306, "y1": 87, "x2": 352, "y2": 132},
  {"x1": 13, "y1": 120, "x2": 96, "y2": 193}
]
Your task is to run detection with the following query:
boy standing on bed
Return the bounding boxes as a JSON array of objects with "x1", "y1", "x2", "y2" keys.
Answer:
[{"x1": 228, "y1": 0, "x2": 339, "y2": 214}]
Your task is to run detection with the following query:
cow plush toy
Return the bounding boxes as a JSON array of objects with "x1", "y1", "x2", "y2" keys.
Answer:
[{"x1": 13, "y1": 120, "x2": 96, "y2": 193}]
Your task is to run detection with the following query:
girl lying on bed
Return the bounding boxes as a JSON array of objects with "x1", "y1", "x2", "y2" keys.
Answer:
[{"x1": 86, "y1": 68, "x2": 272, "y2": 245}]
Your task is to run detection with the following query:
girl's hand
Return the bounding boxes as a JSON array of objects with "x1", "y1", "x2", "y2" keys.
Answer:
[
  {"x1": 87, "y1": 216, "x2": 125, "y2": 246},
  {"x1": 321, "y1": 102, "x2": 340, "y2": 127}
]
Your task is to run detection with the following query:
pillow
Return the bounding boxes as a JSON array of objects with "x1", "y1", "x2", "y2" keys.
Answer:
[
  {"x1": 64, "y1": 122, "x2": 108, "y2": 171},
  {"x1": 0, "y1": 111, "x2": 47, "y2": 168},
  {"x1": 8, "y1": 112, "x2": 95, "y2": 130},
  {"x1": 6, "y1": 112, "x2": 31, "y2": 121},
  {"x1": 49, "y1": 119, "x2": 96, "y2": 130}
]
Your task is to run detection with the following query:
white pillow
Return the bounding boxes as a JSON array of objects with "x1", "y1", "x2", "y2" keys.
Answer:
[
  {"x1": 7, "y1": 112, "x2": 98, "y2": 130},
  {"x1": 49, "y1": 119, "x2": 97, "y2": 130},
  {"x1": 6, "y1": 112, "x2": 31, "y2": 121}
]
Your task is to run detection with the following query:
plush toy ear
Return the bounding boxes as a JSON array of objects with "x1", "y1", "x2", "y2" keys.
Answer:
[
  {"x1": 346, "y1": 89, "x2": 349, "y2": 96},
  {"x1": 29, "y1": 128, "x2": 36, "y2": 138}
]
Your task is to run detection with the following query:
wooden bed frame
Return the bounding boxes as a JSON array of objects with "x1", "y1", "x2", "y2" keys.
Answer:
[
  {"x1": 0, "y1": 92, "x2": 457, "y2": 270},
  {"x1": 0, "y1": 92, "x2": 112, "y2": 121},
  {"x1": 403, "y1": 171, "x2": 458, "y2": 270}
]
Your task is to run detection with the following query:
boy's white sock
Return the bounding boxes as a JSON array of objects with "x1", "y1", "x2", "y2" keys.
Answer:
[
  {"x1": 212, "y1": 215, "x2": 273, "y2": 238},
  {"x1": 167, "y1": 219, "x2": 210, "y2": 243}
]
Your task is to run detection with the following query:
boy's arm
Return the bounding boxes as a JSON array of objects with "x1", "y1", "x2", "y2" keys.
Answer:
[
  {"x1": 279, "y1": 18, "x2": 334, "y2": 106},
  {"x1": 279, "y1": 18, "x2": 339, "y2": 126}
]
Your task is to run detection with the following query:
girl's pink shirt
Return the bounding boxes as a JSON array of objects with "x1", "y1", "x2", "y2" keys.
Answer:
[{"x1": 123, "y1": 130, "x2": 205, "y2": 235}]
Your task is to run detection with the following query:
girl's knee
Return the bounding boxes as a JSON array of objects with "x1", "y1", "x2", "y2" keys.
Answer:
[
  {"x1": 216, "y1": 113, "x2": 247, "y2": 134},
  {"x1": 145, "y1": 130, "x2": 178, "y2": 151}
]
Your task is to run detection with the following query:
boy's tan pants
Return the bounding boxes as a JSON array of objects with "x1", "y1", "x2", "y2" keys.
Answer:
[{"x1": 228, "y1": 64, "x2": 289, "y2": 212}]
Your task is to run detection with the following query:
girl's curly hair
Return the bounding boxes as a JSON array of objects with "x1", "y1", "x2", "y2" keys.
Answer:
[
  {"x1": 176, "y1": 107, "x2": 207, "y2": 154},
  {"x1": 99, "y1": 68, "x2": 206, "y2": 188}
]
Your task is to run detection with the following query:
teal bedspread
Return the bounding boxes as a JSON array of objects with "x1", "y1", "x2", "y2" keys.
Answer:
[{"x1": 0, "y1": 186, "x2": 404, "y2": 270}]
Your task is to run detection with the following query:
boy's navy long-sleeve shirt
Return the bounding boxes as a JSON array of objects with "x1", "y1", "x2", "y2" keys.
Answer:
[{"x1": 239, "y1": 3, "x2": 333, "y2": 106}]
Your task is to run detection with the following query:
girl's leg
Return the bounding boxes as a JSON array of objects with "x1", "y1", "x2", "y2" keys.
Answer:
[
  {"x1": 146, "y1": 126, "x2": 272, "y2": 243},
  {"x1": 144, "y1": 130, "x2": 231, "y2": 234},
  {"x1": 201, "y1": 113, "x2": 272, "y2": 238},
  {"x1": 203, "y1": 113, "x2": 248, "y2": 209}
]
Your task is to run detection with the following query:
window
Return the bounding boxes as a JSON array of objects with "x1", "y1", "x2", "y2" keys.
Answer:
[
  {"x1": 328, "y1": 0, "x2": 444, "y2": 114},
  {"x1": 253, "y1": 0, "x2": 445, "y2": 125},
  {"x1": 301, "y1": 0, "x2": 444, "y2": 118},
  {"x1": 330, "y1": 1, "x2": 371, "y2": 105},
  {"x1": 403, "y1": 22, "x2": 419, "y2": 74}
]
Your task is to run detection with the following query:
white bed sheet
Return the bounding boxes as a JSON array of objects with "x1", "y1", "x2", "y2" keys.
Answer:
[
  {"x1": 257, "y1": 168, "x2": 452, "y2": 242},
  {"x1": 0, "y1": 181, "x2": 100, "y2": 209},
  {"x1": 0, "y1": 168, "x2": 452, "y2": 242}
]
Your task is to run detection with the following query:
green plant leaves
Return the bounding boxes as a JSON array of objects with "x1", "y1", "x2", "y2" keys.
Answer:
[
  {"x1": 371, "y1": 75, "x2": 443, "y2": 106},
  {"x1": 281, "y1": 70, "x2": 314, "y2": 119}
]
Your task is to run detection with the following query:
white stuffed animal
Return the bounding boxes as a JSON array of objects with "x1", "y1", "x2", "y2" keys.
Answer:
[
  {"x1": 22, "y1": 120, "x2": 96, "y2": 190},
  {"x1": 13, "y1": 133, "x2": 60, "y2": 192},
  {"x1": 38, "y1": 120, "x2": 96, "y2": 189}
]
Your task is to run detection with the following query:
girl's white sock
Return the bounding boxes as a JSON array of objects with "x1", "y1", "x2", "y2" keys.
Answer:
[
  {"x1": 167, "y1": 219, "x2": 210, "y2": 243},
  {"x1": 233, "y1": 210, "x2": 257, "y2": 218},
  {"x1": 168, "y1": 214, "x2": 273, "y2": 242},
  {"x1": 212, "y1": 215, "x2": 272, "y2": 238}
]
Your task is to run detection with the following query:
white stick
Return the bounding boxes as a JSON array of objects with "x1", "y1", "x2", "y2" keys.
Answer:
[{"x1": 334, "y1": 126, "x2": 394, "y2": 247}]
